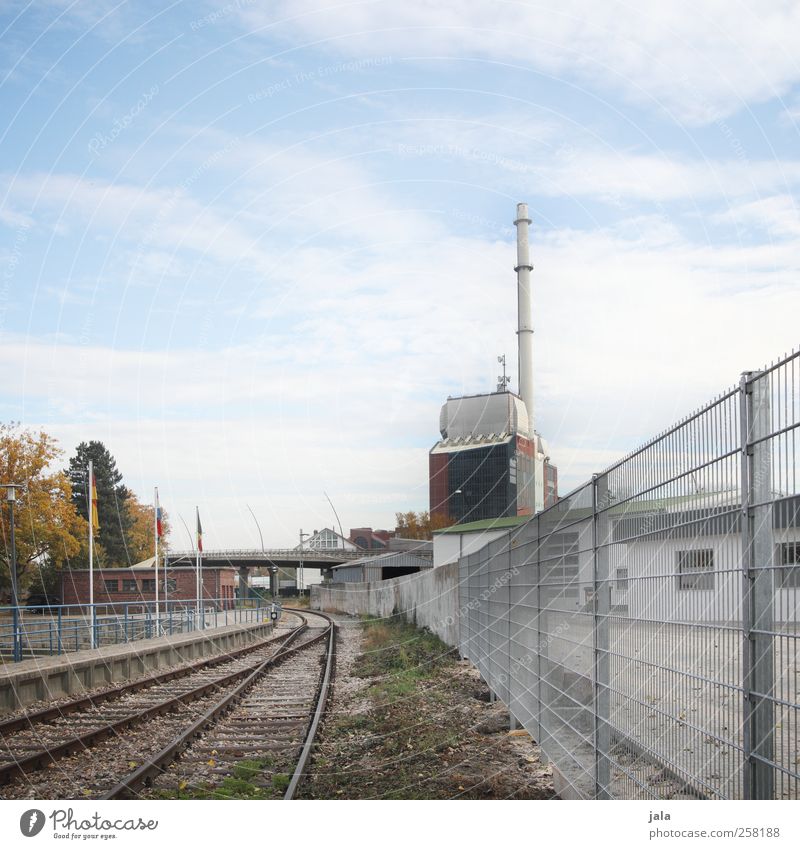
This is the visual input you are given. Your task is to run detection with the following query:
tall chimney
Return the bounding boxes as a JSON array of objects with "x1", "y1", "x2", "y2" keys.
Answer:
[{"x1": 514, "y1": 202, "x2": 534, "y2": 433}]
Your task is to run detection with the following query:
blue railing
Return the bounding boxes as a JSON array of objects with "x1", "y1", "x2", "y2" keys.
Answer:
[{"x1": 0, "y1": 597, "x2": 275, "y2": 662}]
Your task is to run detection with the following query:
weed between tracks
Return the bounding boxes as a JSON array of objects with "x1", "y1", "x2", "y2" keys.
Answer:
[
  {"x1": 300, "y1": 615, "x2": 555, "y2": 800},
  {"x1": 149, "y1": 754, "x2": 287, "y2": 800}
]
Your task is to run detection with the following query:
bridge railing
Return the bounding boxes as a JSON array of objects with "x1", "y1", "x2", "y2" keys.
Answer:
[{"x1": 165, "y1": 548, "x2": 367, "y2": 562}]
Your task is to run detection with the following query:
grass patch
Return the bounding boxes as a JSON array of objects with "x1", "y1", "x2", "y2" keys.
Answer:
[
  {"x1": 271, "y1": 773, "x2": 290, "y2": 791},
  {"x1": 303, "y1": 615, "x2": 468, "y2": 799},
  {"x1": 232, "y1": 757, "x2": 273, "y2": 780},
  {"x1": 355, "y1": 615, "x2": 452, "y2": 680},
  {"x1": 151, "y1": 755, "x2": 280, "y2": 800}
]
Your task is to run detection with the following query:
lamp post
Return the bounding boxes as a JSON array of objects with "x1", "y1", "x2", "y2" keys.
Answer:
[
  {"x1": 323, "y1": 491, "x2": 345, "y2": 548},
  {"x1": 298, "y1": 530, "x2": 310, "y2": 598},
  {"x1": 247, "y1": 503, "x2": 277, "y2": 602},
  {"x1": 454, "y1": 488, "x2": 466, "y2": 524},
  {"x1": 178, "y1": 513, "x2": 195, "y2": 621},
  {"x1": 3, "y1": 483, "x2": 24, "y2": 662}
]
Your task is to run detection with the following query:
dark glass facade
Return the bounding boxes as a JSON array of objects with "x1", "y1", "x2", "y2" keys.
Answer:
[
  {"x1": 446, "y1": 443, "x2": 515, "y2": 523},
  {"x1": 430, "y1": 434, "x2": 552, "y2": 523}
]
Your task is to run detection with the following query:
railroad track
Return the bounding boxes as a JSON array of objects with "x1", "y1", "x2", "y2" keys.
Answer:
[
  {"x1": 0, "y1": 609, "x2": 334, "y2": 801},
  {"x1": 108, "y1": 609, "x2": 334, "y2": 800},
  {"x1": 0, "y1": 611, "x2": 306, "y2": 797}
]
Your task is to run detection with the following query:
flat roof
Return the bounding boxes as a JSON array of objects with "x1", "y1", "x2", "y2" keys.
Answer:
[{"x1": 434, "y1": 515, "x2": 530, "y2": 535}]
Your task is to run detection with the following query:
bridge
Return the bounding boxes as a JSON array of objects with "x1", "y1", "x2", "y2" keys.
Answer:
[{"x1": 164, "y1": 548, "x2": 367, "y2": 570}]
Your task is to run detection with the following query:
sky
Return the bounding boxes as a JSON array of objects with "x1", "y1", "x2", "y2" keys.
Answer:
[{"x1": 1, "y1": 1, "x2": 799, "y2": 548}]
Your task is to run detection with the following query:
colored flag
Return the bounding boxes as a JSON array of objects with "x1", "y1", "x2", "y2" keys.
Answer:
[
  {"x1": 90, "y1": 472, "x2": 100, "y2": 532},
  {"x1": 155, "y1": 489, "x2": 163, "y2": 539},
  {"x1": 196, "y1": 508, "x2": 203, "y2": 552}
]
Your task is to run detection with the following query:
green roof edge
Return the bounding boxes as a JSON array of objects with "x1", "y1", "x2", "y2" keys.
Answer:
[{"x1": 434, "y1": 515, "x2": 530, "y2": 535}]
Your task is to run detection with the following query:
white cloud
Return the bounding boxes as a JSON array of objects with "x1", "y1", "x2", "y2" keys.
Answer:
[
  {"x1": 237, "y1": 0, "x2": 800, "y2": 123},
  {"x1": 713, "y1": 194, "x2": 800, "y2": 238},
  {"x1": 9, "y1": 208, "x2": 800, "y2": 529},
  {"x1": 46, "y1": 417, "x2": 428, "y2": 548},
  {"x1": 372, "y1": 117, "x2": 800, "y2": 203}
]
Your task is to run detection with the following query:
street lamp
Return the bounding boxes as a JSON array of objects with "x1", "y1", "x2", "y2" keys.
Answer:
[
  {"x1": 246, "y1": 504, "x2": 265, "y2": 552},
  {"x1": 3, "y1": 483, "x2": 24, "y2": 662},
  {"x1": 298, "y1": 530, "x2": 310, "y2": 598},
  {"x1": 454, "y1": 488, "x2": 466, "y2": 524},
  {"x1": 323, "y1": 491, "x2": 345, "y2": 548},
  {"x1": 247, "y1": 503, "x2": 278, "y2": 601}
]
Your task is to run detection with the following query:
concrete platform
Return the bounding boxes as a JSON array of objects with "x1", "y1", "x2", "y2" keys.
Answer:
[{"x1": 0, "y1": 618, "x2": 274, "y2": 714}]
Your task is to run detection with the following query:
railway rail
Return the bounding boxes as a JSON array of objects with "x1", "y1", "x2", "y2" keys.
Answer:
[{"x1": 0, "y1": 609, "x2": 334, "y2": 800}]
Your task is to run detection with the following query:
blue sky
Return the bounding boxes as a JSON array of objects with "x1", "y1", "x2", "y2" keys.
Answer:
[{"x1": 1, "y1": 1, "x2": 799, "y2": 547}]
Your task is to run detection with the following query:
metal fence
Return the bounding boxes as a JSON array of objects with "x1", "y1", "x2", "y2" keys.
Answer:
[
  {"x1": 459, "y1": 351, "x2": 800, "y2": 799},
  {"x1": 0, "y1": 598, "x2": 272, "y2": 661}
]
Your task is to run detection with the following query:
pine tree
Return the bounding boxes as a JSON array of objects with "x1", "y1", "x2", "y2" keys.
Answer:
[{"x1": 67, "y1": 442, "x2": 133, "y2": 567}]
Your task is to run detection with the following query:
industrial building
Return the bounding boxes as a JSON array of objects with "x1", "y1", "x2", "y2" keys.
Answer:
[
  {"x1": 430, "y1": 203, "x2": 558, "y2": 524},
  {"x1": 329, "y1": 551, "x2": 432, "y2": 583},
  {"x1": 432, "y1": 515, "x2": 528, "y2": 568}
]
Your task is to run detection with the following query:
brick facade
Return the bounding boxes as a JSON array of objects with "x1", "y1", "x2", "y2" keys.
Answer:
[
  {"x1": 61, "y1": 566, "x2": 236, "y2": 609},
  {"x1": 348, "y1": 527, "x2": 390, "y2": 550}
]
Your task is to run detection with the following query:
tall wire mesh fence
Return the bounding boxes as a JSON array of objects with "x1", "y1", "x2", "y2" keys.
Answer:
[{"x1": 458, "y1": 351, "x2": 800, "y2": 799}]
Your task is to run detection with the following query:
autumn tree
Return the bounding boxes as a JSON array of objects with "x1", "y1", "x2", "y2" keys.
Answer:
[
  {"x1": 394, "y1": 510, "x2": 450, "y2": 540},
  {"x1": 67, "y1": 442, "x2": 132, "y2": 566},
  {"x1": 0, "y1": 423, "x2": 84, "y2": 600},
  {"x1": 125, "y1": 489, "x2": 171, "y2": 563}
]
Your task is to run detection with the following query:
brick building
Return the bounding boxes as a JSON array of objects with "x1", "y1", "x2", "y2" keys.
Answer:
[
  {"x1": 348, "y1": 527, "x2": 390, "y2": 550},
  {"x1": 61, "y1": 565, "x2": 237, "y2": 609}
]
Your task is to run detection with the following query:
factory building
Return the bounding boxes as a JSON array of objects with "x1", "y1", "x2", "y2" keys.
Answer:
[
  {"x1": 430, "y1": 203, "x2": 558, "y2": 524},
  {"x1": 329, "y1": 551, "x2": 432, "y2": 583}
]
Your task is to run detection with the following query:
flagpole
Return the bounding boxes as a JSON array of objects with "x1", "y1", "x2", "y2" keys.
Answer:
[
  {"x1": 195, "y1": 506, "x2": 201, "y2": 630},
  {"x1": 88, "y1": 460, "x2": 95, "y2": 649},
  {"x1": 154, "y1": 486, "x2": 160, "y2": 635}
]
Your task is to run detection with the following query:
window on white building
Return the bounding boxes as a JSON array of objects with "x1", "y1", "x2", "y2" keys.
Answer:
[
  {"x1": 615, "y1": 568, "x2": 628, "y2": 591},
  {"x1": 677, "y1": 549, "x2": 714, "y2": 591},
  {"x1": 775, "y1": 543, "x2": 800, "y2": 589}
]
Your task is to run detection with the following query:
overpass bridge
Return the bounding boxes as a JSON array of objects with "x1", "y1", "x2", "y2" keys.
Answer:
[
  {"x1": 164, "y1": 548, "x2": 365, "y2": 569},
  {"x1": 163, "y1": 548, "x2": 367, "y2": 592}
]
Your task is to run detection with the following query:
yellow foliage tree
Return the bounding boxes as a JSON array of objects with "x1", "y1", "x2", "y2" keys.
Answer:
[
  {"x1": 0, "y1": 423, "x2": 84, "y2": 599},
  {"x1": 394, "y1": 510, "x2": 450, "y2": 540}
]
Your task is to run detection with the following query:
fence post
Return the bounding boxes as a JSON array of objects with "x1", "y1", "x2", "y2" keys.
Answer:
[
  {"x1": 532, "y1": 515, "x2": 543, "y2": 747},
  {"x1": 741, "y1": 371, "x2": 775, "y2": 799},
  {"x1": 12, "y1": 607, "x2": 21, "y2": 662},
  {"x1": 593, "y1": 474, "x2": 612, "y2": 799}
]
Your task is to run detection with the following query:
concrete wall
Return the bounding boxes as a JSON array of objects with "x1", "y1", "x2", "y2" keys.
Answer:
[{"x1": 311, "y1": 561, "x2": 460, "y2": 647}]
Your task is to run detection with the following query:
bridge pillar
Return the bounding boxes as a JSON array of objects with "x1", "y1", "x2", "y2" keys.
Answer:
[{"x1": 238, "y1": 566, "x2": 250, "y2": 601}]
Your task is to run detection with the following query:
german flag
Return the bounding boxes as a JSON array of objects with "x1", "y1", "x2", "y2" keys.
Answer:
[{"x1": 90, "y1": 472, "x2": 100, "y2": 532}]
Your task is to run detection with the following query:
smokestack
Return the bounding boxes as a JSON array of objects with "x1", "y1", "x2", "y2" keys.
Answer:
[{"x1": 514, "y1": 202, "x2": 534, "y2": 433}]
